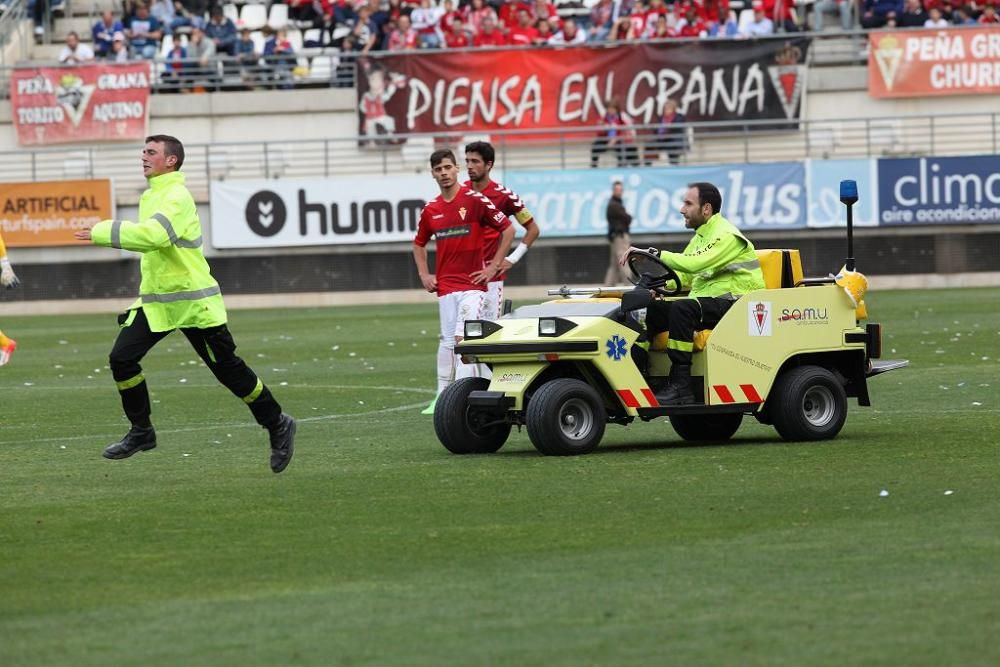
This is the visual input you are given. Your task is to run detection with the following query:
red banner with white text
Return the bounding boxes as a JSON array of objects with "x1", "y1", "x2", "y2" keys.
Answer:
[
  {"x1": 356, "y1": 39, "x2": 810, "y2": 141},
  {"x1": 869, "y1": 28, "x2": 1000, "y2": 98},
  {"x1": 10, "y1": 63, "x2": 151, "y2": 146}
]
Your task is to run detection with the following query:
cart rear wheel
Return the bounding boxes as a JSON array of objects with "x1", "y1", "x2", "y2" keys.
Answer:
[{"x1": 769, "y1": 366, "x2": 847, "y2": 441}]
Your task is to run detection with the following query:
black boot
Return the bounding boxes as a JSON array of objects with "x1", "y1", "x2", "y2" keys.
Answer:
[
  {"x1": 656, "y1": 365, "x2": 695, "y2": 405},
  {"x1": 268, "y1": 414, "x2": 297, "y2": 473},
  {"x1": 103, "y1": 425, "x2": 157, "y2": 459}
]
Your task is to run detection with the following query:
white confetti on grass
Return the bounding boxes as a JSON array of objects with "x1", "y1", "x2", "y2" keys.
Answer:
[
  {"x1": 972, "y1": 402, "x2": 983, "y2": 406},
  {"x1": 944, "y1": 490, "x2": 954, "y2": 496},
  {"x1": 879, "y1": 489, "x2": 889, "y2": 497},
  {"x1": 179, "y1": 378, "x2": 187, "y2": 383}
]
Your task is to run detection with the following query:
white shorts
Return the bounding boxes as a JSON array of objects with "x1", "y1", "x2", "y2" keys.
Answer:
[
  {"x1": 438, "y1": 289, "x2": 485, "y2": 341},
  {"x1": 481, "y1": 280, "x2": 504, "y2": 322}
]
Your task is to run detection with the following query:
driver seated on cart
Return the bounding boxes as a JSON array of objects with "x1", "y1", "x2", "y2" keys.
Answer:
[{"x1": 621, "y1": 182, "x2": 765, "y2": 405}]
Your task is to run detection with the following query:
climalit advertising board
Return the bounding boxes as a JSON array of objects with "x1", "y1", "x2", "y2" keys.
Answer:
[
  {"x1": 876, "y1": 155, "x2": 1000, "y2": 226},
  {"x1": 503, "y1": 162, "x2": 808, "y2": 237}
]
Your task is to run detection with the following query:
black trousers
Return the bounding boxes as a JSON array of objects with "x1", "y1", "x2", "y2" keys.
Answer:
[
  {"x1": 108, "y1": 308, "x2": 282, "y2": 429},
  {"x1": 646, "y1": 297, "x2": 735, "y2": 366}
]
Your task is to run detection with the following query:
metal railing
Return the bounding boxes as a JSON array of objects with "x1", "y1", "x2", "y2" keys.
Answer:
[{"x1": 3, "y1": 111, "x2": 997, "y2": 204}]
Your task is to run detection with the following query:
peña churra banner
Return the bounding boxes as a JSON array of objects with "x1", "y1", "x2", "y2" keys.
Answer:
[
  {"x1": 869, "y1": 27, "x2": 1000, "y2": 98},
  {"x1": 10, "y1": 63, "x2": 151, "y2": 146},
  {"x1": 355, "y1": 39, "x2": 811, "y2": 142}
]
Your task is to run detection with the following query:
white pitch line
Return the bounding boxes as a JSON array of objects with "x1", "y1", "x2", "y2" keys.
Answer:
[{"x1": 0, "y1": 399, "x2": 432, "y2": 446}]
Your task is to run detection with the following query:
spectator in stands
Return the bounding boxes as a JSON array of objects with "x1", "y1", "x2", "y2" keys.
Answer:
[
  {"x1": 589, "y1": 0, "x2": 616, "y2": 40},
  {"x1": 508, "y1": 8, "x2": 540, "y2": 44},
  {"x1": 952, "y1": 6, "x2": 975, "y2": 23},
  {"x1": 924, "y1": 5, "x2": 950, "y2": 22},
  {"x1": 31, "y1": 0, "x2": 50, "y2": 38},
  {"x1": 677, "y1": 7, "x2": 709, "y2": 35},
  {"x1": 473, "y1": 14, "x2": 508, "y2": 45},
  {"x1": 205, "y1": 5, "x2": 237, "y2": 56},
  {"x1": 443, "y1": 18, "x2": 471, "y2": 47},
  {"x1": 529, "y1": 0, "x2": 559, "y2": 29},
  {"x1": 162, "y1": 38, "x2": 188, "y2": 91},
  {"x1": 607, "y1": 11, "x2": 636, "y2": 42},
  {"x1": 765, "y1": 0, "x2": 801, "y2": 31},
  {"x1": 126, "y1": 4, "x2": 163, "y2": 59},
  {"x1": 896, "y1": 0, "x2": 929, "y2": 25},
  {"x1": 590, "y1": 99, "x2": 638, "y2": 168},
  {"x1": 534, "y1": 16, "x2": 554, "y2": 41},
  {"x1": 741, "y1": 2, "x2": 776, "y2": 34},
  {"x1": 59, "y1": 30, "x2": 96, "y2": 64},
  {"x1": 388, "y1": 14, "x2": 420, "y2": 49},
  {"x1": 186, "y1": 25, "x2": 217, "y2": 90},
  {"x1": 644, "y1": 98, "x2": 688, "y2": 166},
  {"x1": 549, "y1": 17, "x2": 586, "y2": 44},
  {"x1": 980, "y1": 4, "x2": 999, "y2": 22},
  {"x1": 288, "y1": 0, "x2": 324, "y2": 28},
  {"x1": 711, "y1": 10, "x2": 740, "y2": 35},
  {"x1": 93, "y1": 10, "x2": 126, "y2": 57},
  {"x1": 462, "y1": 0, "x2": 498, "y2": 36},
  {"x1": 860, "y1": 0, "x2": 903, "y2": 28},
  {"x1": 647, "y1": 13, "x2": 675, "y2": 38},
  {"x1": 109, "y1": 31, "x2": 131, "y2": 62},
  {"x1": 173, "y1": 0, "x2": 208, "y2": 31},
  {"x1": 498, "y1": 0, "x2": 532, "y2": 31},
  {"x1": 235, "y1": 27, "x2": 262, "y2": 86},
  {"x1": 349, "y1": 5, "x2": 379, "y2": 52},
  {"x1": 411, "y1": 0, "x2": 445, "y2": 48},
  {"x1": 811, "y1": 0, "x2": 855, "y2": 30},
  {"x1": 263, "y1": 28, "x2": 297, "y2": 89},
  {"x1": 440, "y1": 0, "x2": 462, "y2": 34},
  {"x1": 149, "y1": 0, "x2": 176, "y2": 33},
  {"x1": 331, "y1": 0, "x2": 358, "y2": 30}
]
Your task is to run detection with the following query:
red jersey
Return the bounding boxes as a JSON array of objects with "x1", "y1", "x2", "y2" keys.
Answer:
[
  {"x1": 473, "y1": 30, "x2": 508, "y2": 46},
  {"x1": 463, "y1": 179, "x2": 534, "y2": 282},
  {"x1": 507, "y1": 25, "x2": 540, "y2": 45},
  {"x1": 444, "y1": 31, "x2": 471, "y2": 48},
  {"x1": 415, "y1": 188, "x2": 511, "y2": 296}
]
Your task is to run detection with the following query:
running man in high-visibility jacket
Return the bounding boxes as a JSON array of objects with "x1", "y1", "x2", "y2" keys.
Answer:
[
  {"x1": 622, "y1": 181, "x2": 765, "y2": 405},
  {"x1": 0, "y1": 223, "x2": 21, "y2": 365},
  {"x1": 74, "y1": 135, "x2": 296, "y2": 472}
]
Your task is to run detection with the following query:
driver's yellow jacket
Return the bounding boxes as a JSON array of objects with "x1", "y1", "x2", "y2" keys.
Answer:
[
  {"x1": 90, "y1": 171, "x2": 227, "y2": 332},
  {"x1": 659, "y1": 213, "x2": 765, "y2": 298}
]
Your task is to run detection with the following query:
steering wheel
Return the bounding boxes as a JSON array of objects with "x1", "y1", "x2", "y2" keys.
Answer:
[{"x1": 626, "y1": 249, "x2": 682, "y2": 296}]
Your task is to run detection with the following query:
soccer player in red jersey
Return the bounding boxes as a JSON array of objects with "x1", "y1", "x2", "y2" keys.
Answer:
[
  {"x1": 463, "y1": 141, "x2": 541, "y2": 325},
  {"x1": 413, "y1": 149, "x2": 515, "y2": 413}
]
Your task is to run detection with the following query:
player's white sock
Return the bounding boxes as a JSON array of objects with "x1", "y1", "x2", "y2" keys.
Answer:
[{"x1": 436, "y1": 340, "x2": 455, "y2": 394}]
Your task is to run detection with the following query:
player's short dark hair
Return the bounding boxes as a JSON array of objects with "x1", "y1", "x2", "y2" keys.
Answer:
[
  {"x1": 464, "y1": 141, "x2": 495, "y2": 167},
  {"x1": 429, "y1": 149, "x2": 457, "y2": 168},
  {"x1": 145, "y1": 134, "x2": 185, "y2": 171},
  {"x1": 688, "y1": 181, "x2": 722, "y2": 216}
]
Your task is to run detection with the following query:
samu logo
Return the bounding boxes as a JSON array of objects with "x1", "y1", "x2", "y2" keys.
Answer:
[
  {"x1": 245, "y1": 190, "x2": 287, "y2": 237},
  {"x1": 606, "y1": 335, "x2": 627, "y2": 361}
]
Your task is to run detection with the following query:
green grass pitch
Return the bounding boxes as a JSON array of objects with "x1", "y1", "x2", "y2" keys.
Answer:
[{"x1": 1, "y1": 288, "x2": 998, "y2": 666}]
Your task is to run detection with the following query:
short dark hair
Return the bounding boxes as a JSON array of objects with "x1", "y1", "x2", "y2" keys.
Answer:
[
  {"x1": 688, "y1": 181, "x2": 722, "y2": 216},
  {"x1": 464, "y1": 141, "x2": 495, "y2": 167},
  {"x1": 429, "y1": 149, "x2": 457, "y2": 168},
  {"x1": 145, "y1": 134, "x2": 185, "y2": 171}
]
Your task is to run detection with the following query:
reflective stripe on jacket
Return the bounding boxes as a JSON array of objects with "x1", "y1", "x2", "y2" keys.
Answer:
[
  {"x1": 91, "y1": 171, "x2": 226, "y2": 332},
  {"x1": 659, "y1": 213, "x2": 765, "y2": 298}
]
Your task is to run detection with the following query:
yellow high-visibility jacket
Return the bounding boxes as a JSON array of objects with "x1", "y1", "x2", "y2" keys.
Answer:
[
  {"x1": 659, "y1": 213, "x2": 765, "y2": 298},
  {"x1": 91, "y1": 171, "x2": 226, "y2": 332}
]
